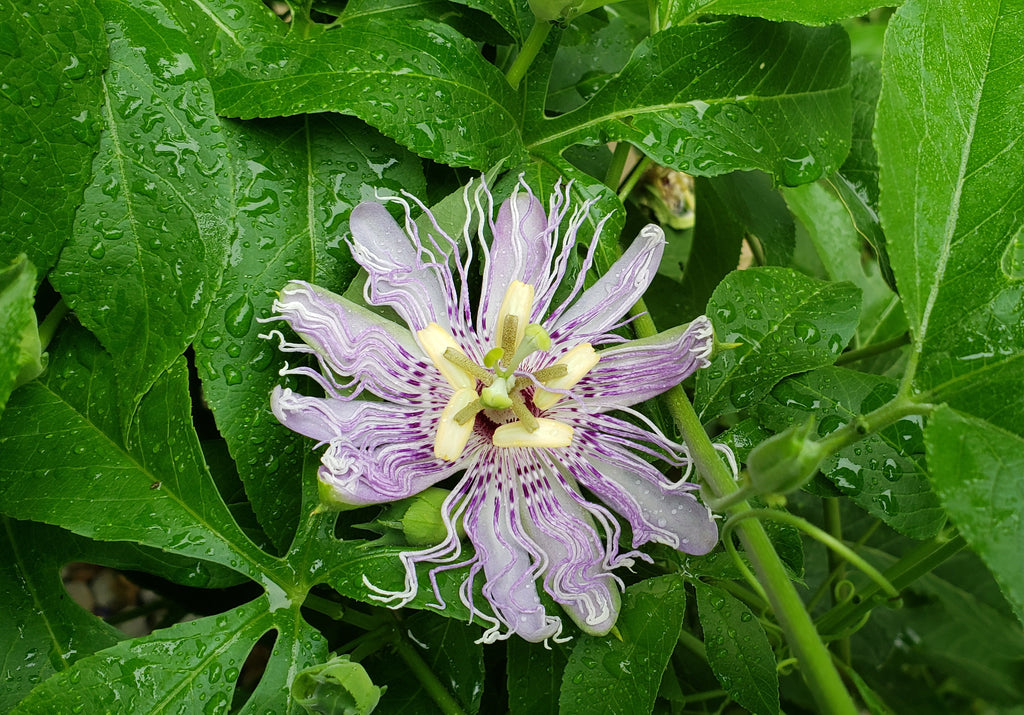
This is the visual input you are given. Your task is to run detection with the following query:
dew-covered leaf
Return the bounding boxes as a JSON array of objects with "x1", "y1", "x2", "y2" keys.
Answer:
[
  {"x1": 0, "y1": 326, "x2": 270, "y2": 578},
  {"x1": 694, "y1": 581, "x2": 778, "y2": 715},
  {"x1": 876, "y1": 0, "x2": 1024, "y2": 435},
  {"x1": 50, "y1": 0, "x2": 232, "y2": 430},
  {"x1": 195, "y1": 115, "x2": 423, "y2": 551},
  {"x1": 10, "y1": 594, "x2": 325, "y2": 715},
  {"x1": 0, "y1": 518, "x2": 123, "y2": 711},
  {"x1": 759, "y1": 367, "x2": 944, "y2": 538},
  {"x1": 527, "y1": 18, "x2": 850, "y2": 187},
  {"x1": 211, "y1": 10, "x2": 522, "y2": 170},
  {"x1": 926, "y1": 407, "x2": 1024, "y2": 624},
  {"x1": 0, "y1": 0, "x2": 107, "y2": 274},
  {"x1": 559, "y1": 575, "x2": 686, "y2": 715},
  {"x1": 365, "y1": 611, "x2": 485, "y2": 714},
  {"x1": 660, "y1": 0, "x2": 895, "y2": 25},
  {"x1": 508, "y1": 637, "x2": 570, "y2": 715},
  {"x1": 695, "y1": 267, "x2": 861, "y2": 420}
]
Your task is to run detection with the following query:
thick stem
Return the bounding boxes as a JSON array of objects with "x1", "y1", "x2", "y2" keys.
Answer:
[
  {"x1": 604, "y1": 142, "x2": 632, "y2": 190},
  {"x1": 629, "y1": 295, "x2": 858, "y2": 714},
  {"x1": 38, "y1": 299, "x2": 69, "y2": 351},
  {"x1": 505, "y1": 21, "x2": 552, "y2": 90}
]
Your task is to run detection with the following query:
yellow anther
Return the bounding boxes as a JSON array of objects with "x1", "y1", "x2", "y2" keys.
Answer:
[
  {"x1": 495, "y1": 281, "x2": 535, "y2": 353},
  {"x1": 434, "y1": 387, "x2": 479, "y2": 461},
  {"x1": 532, "y1": 343, "x2": 600, "y2": 410},
  {"x1": 493, "y1": 418, "x2": 573, "y2": 449},
  {"x1": 417, "y1": 323, "x2": 475, "y2": 390}
]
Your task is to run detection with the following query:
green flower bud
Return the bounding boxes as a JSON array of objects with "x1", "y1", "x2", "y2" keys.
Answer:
[
  {"x1": 400, "y1": 487, "x2": 455, "y2": 546},
  {"x1": 746, "y1": 417, "x2": 827, "y2": 495},
  {"x1": 292, "y1": 654, "x2": 384, "y2": 715}
]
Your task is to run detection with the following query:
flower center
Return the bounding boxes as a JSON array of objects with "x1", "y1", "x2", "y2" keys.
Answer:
[{"x1": 417, "y1": 281, "x2": 600, "y2": 461}]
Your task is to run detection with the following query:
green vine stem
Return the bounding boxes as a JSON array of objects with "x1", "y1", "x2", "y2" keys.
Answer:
[
  {"x1": 816, "y1": 532, "x2": 967, "y2": 636},
  {"x1": 626, "y1": 298, "x2": 859, "y2": 715},
  {"x1": 722, "y1": 510, "x2": 900, "y2": 600},
  {"x1": 388, "y1": 615, "x2": 468, "y2": 715},
  {"x1": 505, "y1": 20, "x2": 552, "y2": 90},
  {"x1": 835, "y1": 331, "x2": 910, "y2": 366},
  {"x1": 604, "y1": 142, "x2": 633, "y2": 190},
  {"x1": 617, "y1": 156, "x2": 653, "y2": 203},
  {"x1": 822, "y1": 498, "x2": 851, "y2": 662}
]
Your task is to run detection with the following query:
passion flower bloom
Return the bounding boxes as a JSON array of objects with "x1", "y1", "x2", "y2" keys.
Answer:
[{"x1": 265, "y1": 179, "x2": 719, "y2": 643}]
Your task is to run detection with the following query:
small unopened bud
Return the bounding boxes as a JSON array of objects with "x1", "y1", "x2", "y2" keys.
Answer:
[
  {"x1": 400, "y1": 487, "x2": 456, "y2": 546},
  {"x1": 292, "y1": 654, "x2": 384, "y2": 715},
  {"x1": 746, "y1": 417, "x2": 826, "y2": 495}
]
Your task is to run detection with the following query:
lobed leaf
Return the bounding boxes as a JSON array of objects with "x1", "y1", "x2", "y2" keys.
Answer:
[
  {"x1": 0, "y1": 326, "x2": 270, "y2": 579},
  {"x1": 211, "y1": 12, "x2": 522, "y2": 170}
]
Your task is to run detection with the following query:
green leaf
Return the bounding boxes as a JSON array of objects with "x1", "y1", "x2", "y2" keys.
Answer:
[
  {"x1": 704, "y1": 171, "x2": 795, "y2": 264},
  {"x1": 876, "y1": 0, "x2": 1024, "y2": 434},
  {"x1": 0, "y1": 518, "x2": 123, "y2": 711},
  {"x1": 0, "y1": 255, "x2": 43, "y2": 417},
  {"x1": 527, "y1": 19, "x2": 851, "y2": 187},
  {"x1": 211, "y1": 12, "x2": 522, "y2": 170},
  {"x1": 11, "y1": 595, "x2": 314, "y2": 714},
  {"x1": 694, "y1": 581, "x2": 778, "y2": 715},
  {"x1": 760, "y1": 367, "x2": 944, "y2": 538},
  {"x1": 366, "y1": 611, "x2": 485, "y2": 714},
  {"x1": 783, "y1": 181, "x2": 907, "y2": 347},
  {"x1": 0, "y1": 325, "x2": 270, "y2": 579},
  {"x1": 926, "y1": 406, "x2": 1024, "y2": 624},
  {"x1": 195, "y1": 115, "x2": 423, "y2": 551},
  {"x1": 50, "y1": 0, "x2": 232, "y2": 430},
  {"x1": 559, "y1": 575, "x2": 686, "y2": 715},
  {"x1": 695, "y1": 267, "x2": 861, "y2": 420},
  {"x1": 0, "y1": 0, "x2": 107, "y2": 274},
  {"x1": 507, "y1": 638, "x2": 570, "y2": 715},
  {"x1": 661, "y1": 0, "x2": 895, "y2": 25}
]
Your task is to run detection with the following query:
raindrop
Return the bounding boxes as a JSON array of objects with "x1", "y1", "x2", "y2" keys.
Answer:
[
  {"x1": 881, "y1": 458, "x2": 900, "y2": 482},
  {"x1": 223, "y1": 365, "x2": 242, "y2": 385},
  {"x1": 793, "y1": 320, "x2": 820, "y2": 344},
  {"x1": 88, "y1": 242, "x2": 106, "y2": 259},
  {"x1": 223, "y1": 294, "x2": 254, "y2": 338}
]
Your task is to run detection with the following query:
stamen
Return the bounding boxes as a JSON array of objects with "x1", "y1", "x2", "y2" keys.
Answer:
[
  {"x1": 443, "y1": 348, "x2": 493, "y2": 385},
  {"x1": 434, "y1": 387, "x2": 479, "y2": 461},
  {"x1": 454, "y1": 398, "x2": 484, "y2": 425},
  {"x1": 500, "y1": 314, "x2": 519, "y2": 367},
  {"x1": 493, "y1": 418, "x2": 574, "y2": 449},
  {"x1": 509, "y1": 394, "x2": 539, "y2": 432},
  {"x1": 533, "y1": 343, "x2": 600, "y2": 410},
  {"x1": 417, "y1": 323, "x2": 475, "y2": 390},
  {"x1": 532, "y1": 364, "x2": 568, "y2": 382}
]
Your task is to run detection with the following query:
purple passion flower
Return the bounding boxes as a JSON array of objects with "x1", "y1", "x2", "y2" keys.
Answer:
[{"x1": 264, "y1": 179, "x2": 718, "y2": 643}]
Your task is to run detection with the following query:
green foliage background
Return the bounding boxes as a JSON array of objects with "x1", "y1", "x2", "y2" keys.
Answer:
[{"x1": 1, "y1": 0, "x2": 1022, "y2": 713}]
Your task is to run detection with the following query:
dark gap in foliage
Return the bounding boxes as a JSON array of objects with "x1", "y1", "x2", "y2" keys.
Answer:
[{"x1": 232, "y1": 629, "x2": 278, "y2": 711}]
